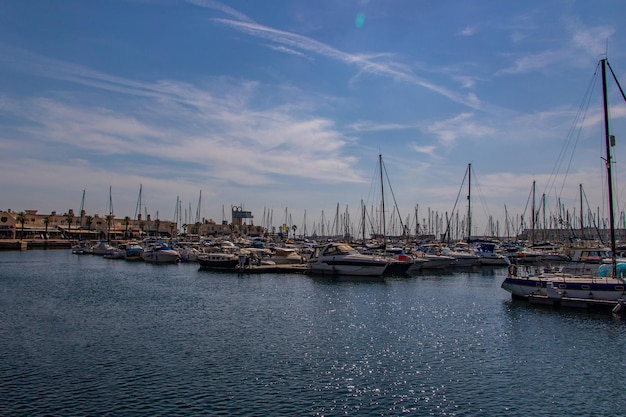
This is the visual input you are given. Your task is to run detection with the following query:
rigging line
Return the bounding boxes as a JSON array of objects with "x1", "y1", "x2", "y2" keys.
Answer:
[
  {"x1": 607, "y1": 60, "x2": 626, "y2": 103},
  {"x1": 442, "y1": 165, "x2": 468, "y2": 241},
  {"x1": 545, "y1": 62, "x2": 600, "y2": 200},
  {"x1": 468, "y1": 165, "x2": 494, "y2": 227},
  {"x1": 519, "y1": 181, "x2": 535, "y2": 231},
  {"x1": 581, "y1": 185, "x2": 607, "y2": 245},
  {"x1": 381, "y1": 158, "x2": 406, "y2": 232}
]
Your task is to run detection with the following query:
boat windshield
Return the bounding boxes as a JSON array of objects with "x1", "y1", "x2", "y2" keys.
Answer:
[{"x1": 324, "y1": 244, "x2": 359, "y2": 256}]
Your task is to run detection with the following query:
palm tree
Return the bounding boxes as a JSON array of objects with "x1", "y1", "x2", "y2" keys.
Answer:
[
  {"x1": 105, "y1": 214, "x2": 114, "y2": 242},
  {"x1": 154, "y1": 219, "x2": 161, "y2": 238},
  {"x1": 85, "y1": 215, "x2": 94, "y2": 233},
  {"x1": 43, "y1": 216, "x2": 50, "y2": 240},
  {"x1": 65, "y1": 210, "x2": 74, "y2": 240},
  {"x1": 16, "y1": 211, "x2": 26, "y2": 239},
  {"x1": 292, "y1": 224, "x2": 298, "y2": 239},
  {"x1": 124, "y1": 216, "x2": 131, "y2": 238}
]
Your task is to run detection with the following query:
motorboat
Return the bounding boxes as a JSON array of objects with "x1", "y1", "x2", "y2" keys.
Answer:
[
  {"x1": 124, "y1": 241, "x2": 143, "y2": 260},
  {"x1": 414, "y1": 244, "x2": 456, "y2": 269},
  {"x1": 362, "y1": 246, "x2": 413, "y2": 276},
  {"x1": 141, "y1": 242, "x2": 180, "y2": 264},
  {"x1": 307, "y1": 242, "x2": 388, "y2": 276},
  {"x1": 558, "y1": 243, "x2": 613, "y2": 275},
  {"x1": 271, "y1": 247, "x2": 305, "y2": 264},
  {"x1": 71, "y1": 241, "x2": 92, "y2": 254},
  {"x1": 474, "y1": 242, "x2": 510, "y2": 266},
  {"x1": 103, "y1": 247, "x2": 125, "y2": 259},
  {"x1": 198, "y1": 252, "x2": 244, "y2": 270},
  {"x1": 91, "y1": 240, "x2": 115, "y2": 256},
  {"x1": 443, "y1": 243, "x2": 481, "y2": 267}
]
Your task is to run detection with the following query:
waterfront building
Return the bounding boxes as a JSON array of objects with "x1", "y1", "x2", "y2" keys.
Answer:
[{"x1": 0, "y1": 209, "x2": 178, "y2": 240}]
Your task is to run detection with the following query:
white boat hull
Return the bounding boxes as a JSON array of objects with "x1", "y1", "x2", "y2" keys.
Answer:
[
  {"x1": 142, "y1": 249, "x2": 180, "y2": 264},
  {"x1": 308, "y1": 259, "x2": 388, "y2": 276}
]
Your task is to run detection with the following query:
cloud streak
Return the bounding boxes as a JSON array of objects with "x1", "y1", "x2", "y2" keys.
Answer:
[{"x1": 188, "y1": 6, "x2": 486, "y2": 110}]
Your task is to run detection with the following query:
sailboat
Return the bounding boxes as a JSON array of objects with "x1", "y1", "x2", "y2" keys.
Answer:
[
  {"x1": 501, "y1": 58, "x2": 626, "y2": 311},
  {"x1": 369, "y1": 153, "x2": 414, "y2": 275}
]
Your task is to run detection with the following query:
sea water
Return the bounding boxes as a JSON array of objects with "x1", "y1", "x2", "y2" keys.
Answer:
[{"x1": 1, "y1": 249, "x2": 625, "y2": 416}]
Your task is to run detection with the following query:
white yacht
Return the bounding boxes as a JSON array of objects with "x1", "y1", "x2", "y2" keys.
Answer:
[
  {"x1": 141, "y1": 242, "x2": 180, "y2": 264},
  {"x1": 307, "y1": 243, "x2": 388, "y2": 276}
]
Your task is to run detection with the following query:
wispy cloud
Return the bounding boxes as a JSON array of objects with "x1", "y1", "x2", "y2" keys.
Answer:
[
  {"x1": 563, "y1": 17, "x2": 614, "y2": 56},
  {"x1": 267, "y1": 45, "x2": 310, "y2": 58},
  {"x1": 186, "y1": 2, "x2": 484, "y2": 111},
  {"x1": 411, "y1": 144, "x2": 437, "y2": 156},
  {"x1": 499, "y1": 18, "x2": 615, "y2": 75},
  {"x1": 185, "y1": 0, "x2": 255, "y2": 23},
  {"x1": 348, "y1": 121, "x2": 418, "y2": 133},
  {"x1": 425, "y1": 113, "x2": 495, "y2": 147},
  {"x1": 0, "y1": 45, "x2": 368, "y2": 190},
  {"x1": 459, "y1": 25, "x2": 477, "y2": 36}
]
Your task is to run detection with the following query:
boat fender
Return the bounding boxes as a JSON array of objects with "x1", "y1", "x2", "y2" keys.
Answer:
[{"x1": 508, "y1": 264, "x2": 517, "y2": 277}]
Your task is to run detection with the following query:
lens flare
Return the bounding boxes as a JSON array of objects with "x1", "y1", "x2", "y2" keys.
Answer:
[{"x1": 355, "y1": 12, "x2": 365, "y2": 28}]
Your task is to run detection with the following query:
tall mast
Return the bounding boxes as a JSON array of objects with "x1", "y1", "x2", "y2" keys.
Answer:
[
  {"x1": 467, "y1": 163, "x2": 471, "y2": 243},
  {"x1": 379, "y1": 154, "x2": 386, "y2": 245},
  {"x1": 195, "y1": 190, "x2": 202, "y2": 224},
  {"x1": 579, "y1": 184, "x2": 584, "y2": 239},
  {"x1": 415, "y1": 204, "x2": 419, "y2": 237},
  {"x1": 108, "y1": 185, "x2": 114, "y2": 216},
  {"x1": 530, "y1": 180, "x2": 536, "y2": 244},
  {"x1": 362, "y1": 200, "x2": 366, "y2": 241},
  {"x1": 134, "y1": 184, "x2": 142, "y2": 221},
  {"x1": 601, "y1": 58, "x2": 617, "y2": 277},
  {"x1": 79, "y1": 189, "x2": 86, "y2": 226}
]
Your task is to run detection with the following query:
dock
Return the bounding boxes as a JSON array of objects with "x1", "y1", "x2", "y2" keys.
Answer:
[
  {"x1": 0, "y1": 240, "x2": 28, "y2": 250},
  {"x1": 527, "y1": 293, "x2": 625, "y2": 315},
  {"x1": 0, "y1": 239, "x2": 72, "y2": 250},
  {"x1": 199, "y1": 263, "x2": 309, "y2": 274}
]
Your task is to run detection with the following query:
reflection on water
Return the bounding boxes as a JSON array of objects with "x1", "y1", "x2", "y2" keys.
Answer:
[{"x1": 1, "y1": 250, "x2": 625, "y2": 416}]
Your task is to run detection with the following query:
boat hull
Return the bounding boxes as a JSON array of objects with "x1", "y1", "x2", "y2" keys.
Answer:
[
  {"x1": 307, "y1": 259, "x2": 388, "y2": 276},
  {"x1": 502, "y1": 276, "x2": 626, "y2": 302},
  {"x1": 198, "y1": 258, "x2": 240, "y2": 270},
  {"x1": 142, "y1": 249, "x2": 180, "y2": 264},
  {"x1": 197, "y1": 253, "x2": 244, "y2": 271}
]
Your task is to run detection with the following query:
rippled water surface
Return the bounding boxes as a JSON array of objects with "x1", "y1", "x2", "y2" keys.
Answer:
[{"x1": 2, "y1": 250, "x2": 626, "y2": 416}]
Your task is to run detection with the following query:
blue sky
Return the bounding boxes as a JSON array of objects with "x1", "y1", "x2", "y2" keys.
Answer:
[{"x1": 1, "y1": 0, "x2": 626, "y2": 237}]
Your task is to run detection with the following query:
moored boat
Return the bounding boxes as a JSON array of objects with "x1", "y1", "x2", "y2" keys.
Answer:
[
  {"x1": 91, "y1": 240, "x2": 115, "y2": 256},
  {"x1": 307, "y1": 242, "x2": 388, "y2": 276},
  {"x1": 141, "y1": 242, "x2": 180, "y2": 264},
  {"x1": 501, "y1": 58, "x2": 626, "y2": 310},
  {"x1": 124, "y1": 241, "x2": 143, "y2": 260},
  {"x1": 198, "y1": 252, "x2": 243, "y2": 270},
  {"x1": 474, "y1": 242, "x2": 510, "y2": 266}
]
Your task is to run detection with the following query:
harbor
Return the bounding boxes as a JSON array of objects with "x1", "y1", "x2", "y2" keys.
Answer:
[{"x1": 3, "y1": 1, "x2": 626, "y2": 415}]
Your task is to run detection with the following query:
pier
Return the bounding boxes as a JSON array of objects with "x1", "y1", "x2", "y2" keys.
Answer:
[
  {"x1": 0, "y1": 239, "x2": 71, "y2": 251},
  {"x1": 200, "y1": 263, "x2": 309, "y2": 274}
]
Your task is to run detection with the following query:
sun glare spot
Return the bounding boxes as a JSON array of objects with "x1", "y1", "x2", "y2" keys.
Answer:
[{"x1": 355, "y1": 12, "x2": 365, "y2": 28}]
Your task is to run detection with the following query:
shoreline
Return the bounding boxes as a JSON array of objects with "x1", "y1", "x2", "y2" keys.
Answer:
[{"x1": 0, "y1": 239, "x2": 72, "y2": 251}]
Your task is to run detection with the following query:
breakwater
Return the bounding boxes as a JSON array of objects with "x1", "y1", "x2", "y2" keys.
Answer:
[{"x1": 0, "y1": 239, "x2": 71, "y2": 251}]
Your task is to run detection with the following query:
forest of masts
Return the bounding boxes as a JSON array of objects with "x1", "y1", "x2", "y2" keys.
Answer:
[
  {"x1": 171, "y1": 185, "x2": 626, "y2": 244},
  {"x1": 103, "y1": 161, "x2": 626, "y2": 243}
]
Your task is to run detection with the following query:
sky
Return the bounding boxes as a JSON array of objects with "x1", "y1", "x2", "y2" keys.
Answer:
[{"x1": 1, "y1": 0, "x2": 626, "y2": 237}]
